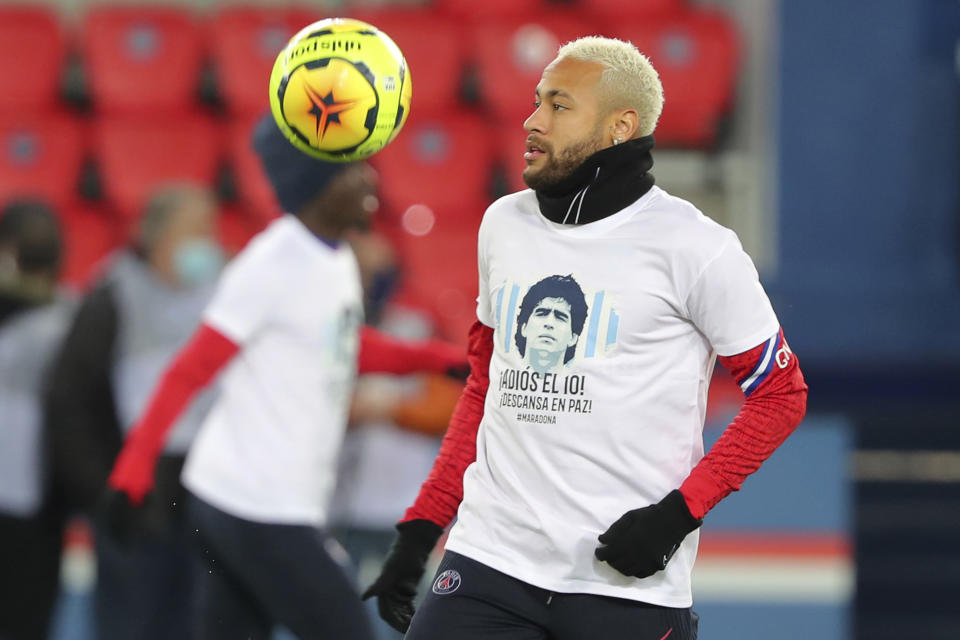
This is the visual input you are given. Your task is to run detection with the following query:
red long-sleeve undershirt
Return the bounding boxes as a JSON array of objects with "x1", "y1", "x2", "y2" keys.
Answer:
[
  {"x1": 356, "y1": 326, "x2": 466, "y2": 376},
  {"x1": 108, "y1": 322, "x2": 467, "y2": 503},
  {"x1": 402, "y1": 321, "x2": 493, "y2": 525},
  {"x1": 108, "y1": 324, "x2": 238, "y2": 502},
  {"x1": 680, "y1": 327, "x2": 807, "y2": 518},
  {"x1": 402, "y1": 324, "x2": 807, "y2": 527}
]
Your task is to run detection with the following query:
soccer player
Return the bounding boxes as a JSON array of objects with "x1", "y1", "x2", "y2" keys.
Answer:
[
  {"x1": 104, "y1": 115, "x2": 467, "y2": 640},
  {"x1": 363, "y1": 37, "x2": 808, "y2": 640}
]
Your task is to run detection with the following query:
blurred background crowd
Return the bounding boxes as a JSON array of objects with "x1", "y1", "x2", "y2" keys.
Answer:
[{"x1": 0, "y1": 0, "x2": 957, "y2": 639}]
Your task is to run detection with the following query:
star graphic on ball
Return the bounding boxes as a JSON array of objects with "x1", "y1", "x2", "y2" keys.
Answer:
[{"x1": 303, "y1": 83, "x2": 355, "y2": 142}]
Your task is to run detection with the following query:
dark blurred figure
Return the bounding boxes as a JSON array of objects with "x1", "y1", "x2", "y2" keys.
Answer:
[
  {"x1": 0, "y1": 200, "x2": 74, "y2": 640},
  {"x1": 45, "y1": 184, "x2": 223, "y2": 640}
]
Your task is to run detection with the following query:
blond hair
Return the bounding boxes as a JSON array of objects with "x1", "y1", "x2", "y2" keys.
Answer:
[{"x1": 555, "y1": 36, "x2": 664, "y2": 137}]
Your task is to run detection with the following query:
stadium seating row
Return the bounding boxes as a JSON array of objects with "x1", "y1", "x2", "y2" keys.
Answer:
[
  {"x1": 0, "y1": 3, "x2": 738, "y2": 147},
  {"x1": 0, "y1": 110, "x2": 510, "y2": 223},
  {"x1": 0, "y1": 108, "x2": 503, "y2": 342}
]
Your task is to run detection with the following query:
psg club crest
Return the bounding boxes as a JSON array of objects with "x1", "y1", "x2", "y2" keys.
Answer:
[{"x1": 431, "y1": 569, "x2": 461, "y2": 595}]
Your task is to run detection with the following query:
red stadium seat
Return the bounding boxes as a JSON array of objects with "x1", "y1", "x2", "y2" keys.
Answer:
[
  {"x1": 609, "y1": 10, "x2": 740, "y2": 148},
  {"x1": 396, "y1": 226, "x2": 478, "y2": 346},
  {"x1": 471, "y1": 15, "x2": 599, "y2": 122},
  {"x1": 59, "y1": 202, "x2": 123, "y2": 290},
  {"x1": 93, "y1": 114, "x2": 220, "y2": 224},
  {"x1": 81, "y1": 6, "x2": 204, "y2": 114},
  {"x1": 225, "y1": 116, "x2": 283, "y2": 222},
  {"x1": 0, "y1": 113, "x2": 85, "y2": 210},
  {"x1": 576, "y1": 0, "x2": 684, "y2": 19},
  {"x1": 351, "y1": 9, "x2": 467, "y2": 115},
  {"x1": 370, "y1": 112, "x2": 493, "y2": 228},
  {"x1": 435, "y1": 0, "x2": 544, "y2": 20},
  {"x1": 0, "y1": 7, "x2": 66, "y2": 112},
  {"x1": 209, "y1": 7, "x2": 320, "y2": 116}
]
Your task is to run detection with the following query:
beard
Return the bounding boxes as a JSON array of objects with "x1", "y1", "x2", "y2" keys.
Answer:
[{"x1": 522, "y1": 123, "x2": 605, "y2": 193}]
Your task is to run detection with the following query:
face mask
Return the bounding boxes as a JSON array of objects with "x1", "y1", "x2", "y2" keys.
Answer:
[{"x1": 173, "y1": 238, "x2": 224, "y2": 288}]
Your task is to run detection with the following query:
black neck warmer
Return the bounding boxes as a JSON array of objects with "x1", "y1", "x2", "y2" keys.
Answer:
[{"x1": 534, "y1": 135, "x2": 656, "y2": 225}]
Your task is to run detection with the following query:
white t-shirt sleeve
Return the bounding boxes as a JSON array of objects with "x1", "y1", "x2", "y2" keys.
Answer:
[
  {"x1": 685, "y1": 233, "x2": 780, "y2": 357},
  {"x1": 475, "y1": 213, "x2": 495, "y2": 328},
  {"x1": 202, "y1": 249, "x2": 276, "y2": 344}
]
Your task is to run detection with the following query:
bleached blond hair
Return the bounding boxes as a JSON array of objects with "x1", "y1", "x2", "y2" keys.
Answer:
[{"x1": 555, "y1": 36, "x2": 664, "y2": 137}]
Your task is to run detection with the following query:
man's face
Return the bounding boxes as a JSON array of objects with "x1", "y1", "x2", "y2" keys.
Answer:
[
  {"x1": 521, "y1": 297, "x2": 579, "y2": 354},
  {"x1": 522, "y1": 56, "x2": 608, "y2": 192}
]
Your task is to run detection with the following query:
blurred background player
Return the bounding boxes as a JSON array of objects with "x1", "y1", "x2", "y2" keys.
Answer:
[
  {"x1": 0, "y1": 200, "x2": 74, "y2": 640},
  {"x1": 331, "y1": 230, "x2": 464, "y2": 640},
  {"x1": 364, "y1": 37, "x2": 807, "y2": 640},
  {"x1": 44, "y1": 184, "x2": 223, "y2": 640},
  {"x1": 103, "y1": 114, "x2": 466, "y2": 640}
]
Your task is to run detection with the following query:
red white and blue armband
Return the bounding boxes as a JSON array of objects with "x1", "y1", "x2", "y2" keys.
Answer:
[
  {"x1": 679, "y1": 327, "x2": 808, "y2": 519},
  {"x1": 737, "y1": 330, "x2": 794, "y2": 397}
]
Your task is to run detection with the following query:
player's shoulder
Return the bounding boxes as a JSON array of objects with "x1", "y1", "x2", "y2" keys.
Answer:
[
  {"x1": 642, "y1": 186, "x2": 738, "y2": 254},
  {"x1": 485, "y1": 189, "x2": 536, "y2": 218},
  {"x1": 480, "y1": 189, "x2": 538, "y2": 233},
  {"x1": 220, "y1": 216, "x2": 307, "y2": 285},
  {"x1": 644, "y1": 187, "x2": 730, "y2": 235},
  {"x1": 236, "y1": 216, "x2": 306, "y2": 262}
]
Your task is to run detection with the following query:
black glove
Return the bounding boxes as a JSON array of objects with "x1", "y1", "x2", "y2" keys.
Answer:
[
  {"x1": 445, "y1": 362, "x2": 471, "y2": 382},
  {"x1": 97, "y1": 487, "x2": 144, "y2": 544},
  {"x1": 595, "y1": 490, "x2": 702, "y2": 579},
  {"x1": 362, "y1": 519, "x2": 444, "y2": 633}
]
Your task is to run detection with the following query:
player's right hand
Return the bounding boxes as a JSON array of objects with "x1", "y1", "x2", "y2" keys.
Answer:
[{"x1": 362, "y1": 519, "x2": 444, "y2": 633}]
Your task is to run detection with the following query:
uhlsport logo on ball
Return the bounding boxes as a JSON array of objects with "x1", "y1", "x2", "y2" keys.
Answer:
[{"x1": 268, "y1": 17, "x2": 411, "y2": 162}]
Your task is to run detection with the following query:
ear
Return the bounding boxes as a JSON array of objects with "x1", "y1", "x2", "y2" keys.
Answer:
[
  {"x1": 609, "y1": 108, "x2": 640, "y2": 144},
  {"x1": 567, "y1": 332, "x2": 580, "y2": 348}
]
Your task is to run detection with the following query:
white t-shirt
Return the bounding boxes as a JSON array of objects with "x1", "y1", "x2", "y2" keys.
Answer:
[
  {"x1": 444, "y1": 186, "x2": 779, "y2": 607},
  {"x1": 182, "y1": 216, "x2": 363, "y2": 526}
]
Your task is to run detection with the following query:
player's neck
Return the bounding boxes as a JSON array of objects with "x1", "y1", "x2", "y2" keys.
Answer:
[
  {"x1": 295, "y1": 213, "x2": 345, "y2": 247},
  {"x1": 535, "y1": 135, "x2": 656, "y2": 226}
]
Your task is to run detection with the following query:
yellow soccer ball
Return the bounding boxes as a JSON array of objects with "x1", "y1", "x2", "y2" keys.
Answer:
[{"x1": 268, "y1": 18, "x2": 411, "y2": 162}]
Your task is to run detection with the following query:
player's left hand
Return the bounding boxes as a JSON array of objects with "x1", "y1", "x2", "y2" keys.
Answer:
[
  {"x1": 445, "y1": 362, "x2": 470, "y2": 382},
  {"x1": 362, "y1": 519, "x2": 444, "y2": 633},
  {"x1": 594, "y1": 490, "x2": 702, "y2": 578}
]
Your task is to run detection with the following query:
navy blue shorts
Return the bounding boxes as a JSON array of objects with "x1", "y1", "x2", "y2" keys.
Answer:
[
  {"x1": 188, "y1": 494, "x2": 374, "y2": 640},
  {"x1": 406, "y1": 551, "x2": 698, "y2": 640}
]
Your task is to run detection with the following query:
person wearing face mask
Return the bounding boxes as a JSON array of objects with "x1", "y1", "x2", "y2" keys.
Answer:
[
  {"x1": 0, "y1": 200, "x2": 74, "y2": 640},
  {"x1": 44, "y1": 183, "x2": 225, "y2": 640}
]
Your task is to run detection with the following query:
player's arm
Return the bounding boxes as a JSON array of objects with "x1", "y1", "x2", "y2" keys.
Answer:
[
  {"x1": 595, "y1": 329, "x2": 807, "y2": 579},
  {"x1": 357, "y1": 325, "x2": 468, "y2": 378},
  {"x1": 680, "y1": 328, "x2": 807, "y2": 518},
  {"x1": 106, "y1": 323, "x2": 238, "y2": 504},
  {"x1": 596, "y1": 232, "x2": 807, "y2": 579},
  {"x1": 362, "y1": 319, "x2": 493, "y2": 633}
]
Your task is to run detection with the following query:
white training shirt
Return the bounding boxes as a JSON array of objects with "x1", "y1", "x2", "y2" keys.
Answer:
[
  {"x1": 182, "y1": 216, "x2": 363, "y2": 526},
  {"x1": 444, "y1": 186, "x2": 779, "y2": 607}
]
